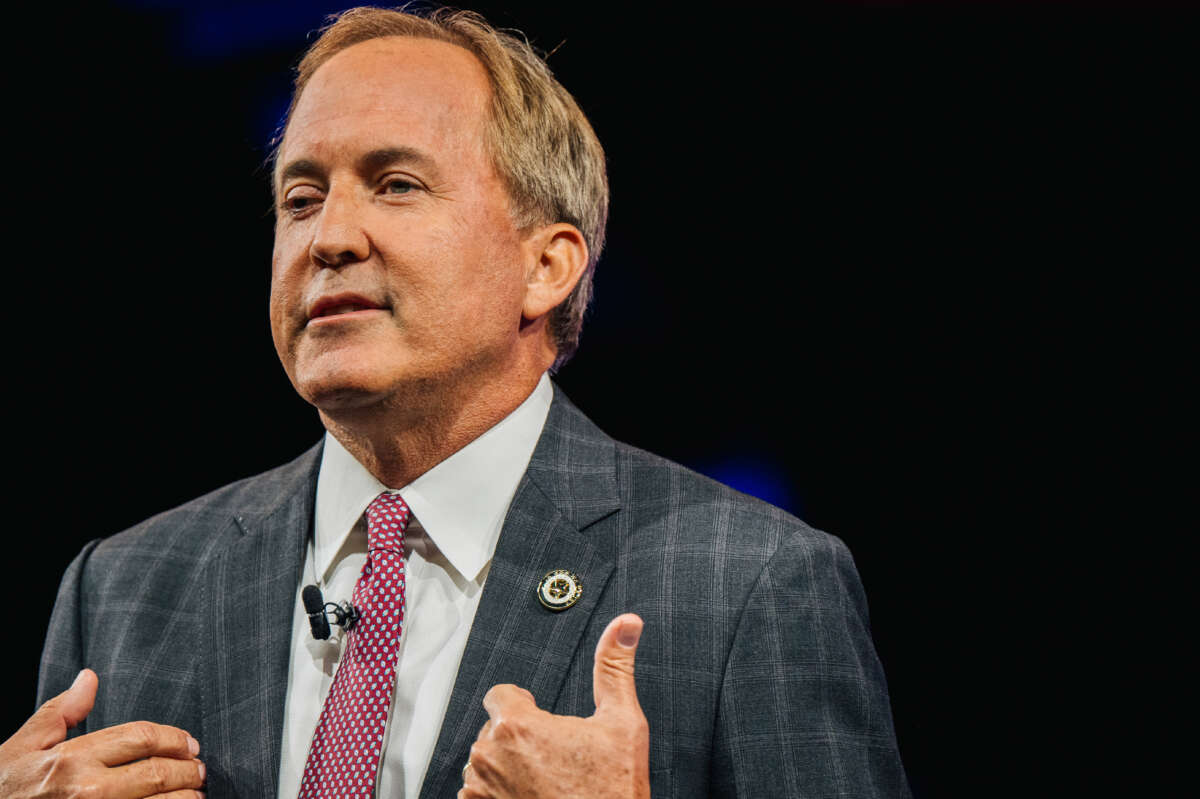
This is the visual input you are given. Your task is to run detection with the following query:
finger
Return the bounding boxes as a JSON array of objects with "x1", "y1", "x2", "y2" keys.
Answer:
[
  {"x1": 460, "y1": 757, "x2": 488, "y2": 799},
  {"x1": 64, "y1": 720, "x2": 200, "y2": 766},
  {"x1": 15, "y1": 669, "x2": 98, "y2": 750},
  {"x1": 106, "y1": 756, "x2": 205, "y2": 798},
  {"x1": 146, "y1": 792, "x2": 206, "y2": 799},
  {"x1": 459, "y1": 759, "x2": 476, "y2": 799},
  {"x1": 592, "y1": 613, "x2": 644, "y2": 714},
  {"x1": 481, "y1": 683, "x2": 538, "y2": 722}
]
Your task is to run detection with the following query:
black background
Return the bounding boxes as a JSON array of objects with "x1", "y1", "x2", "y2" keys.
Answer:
[{"x1": 5, "y1": 2, "x2": 1194, "y2": 796}]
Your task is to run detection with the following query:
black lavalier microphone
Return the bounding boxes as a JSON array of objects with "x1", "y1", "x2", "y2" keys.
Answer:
[{"x1": 302, "y1": 584, "x2": 361, "y2": 641}]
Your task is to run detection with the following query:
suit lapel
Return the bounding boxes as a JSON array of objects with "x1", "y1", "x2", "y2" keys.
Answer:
[
  {"x1": 419, "y1": 388, "x2": 621, "y2": 799},
  {"x1": 201, "y1": 443, "x2": 322, "y2": 798}
]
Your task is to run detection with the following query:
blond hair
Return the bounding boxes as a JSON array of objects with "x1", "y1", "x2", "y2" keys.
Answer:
[{"x1": 277, "y1": 5, "x2": 609, "y2": 370}]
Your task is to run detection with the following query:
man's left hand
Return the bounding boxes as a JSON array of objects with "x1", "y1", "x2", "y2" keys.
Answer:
[{"x1": 459, "y1": 613, "x2": 650, "y2": 799}]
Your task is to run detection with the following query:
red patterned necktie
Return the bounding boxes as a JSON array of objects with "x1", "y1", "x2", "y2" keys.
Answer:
[{"x1": 299, "y1": 491, "x2": 410, "y2": 798}]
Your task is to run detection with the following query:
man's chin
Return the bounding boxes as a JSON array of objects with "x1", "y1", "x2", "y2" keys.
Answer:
[
  {"x1": 299, "y1": 378, "x2": 396, "y2": 412},
  {"x1": 290, "y1": 367, "x2": 388, "y2": 409},
  {"x1": 299, "y1": 371, "x2": 441, "y2": 418}
]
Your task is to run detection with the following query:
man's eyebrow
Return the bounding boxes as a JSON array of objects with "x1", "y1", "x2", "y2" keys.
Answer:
[
  {"x1": 359, "y1": 147, "x2": 440, "y2": 180},
  {"x1": 276, "y1": 148, "x2": 440, "y2": 190},
  {"x1": 277, "y1": 158, "x2": 324, "y2": 189}
]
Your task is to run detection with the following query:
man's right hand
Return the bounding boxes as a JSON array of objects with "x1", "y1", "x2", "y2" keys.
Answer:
[{"x1": 0, "y1": 669, "x2": 206, "y2": 798}]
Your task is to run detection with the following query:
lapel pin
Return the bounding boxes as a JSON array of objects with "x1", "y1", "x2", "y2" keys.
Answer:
[{"x1": 537, "y1": 569, "x2": 582, "y2": 611}]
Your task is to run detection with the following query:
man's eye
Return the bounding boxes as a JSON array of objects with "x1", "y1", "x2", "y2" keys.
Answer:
[
  {"x1": 384, "y1": 179, "x2": 416, "y2": 195},
  {"x1": 283, "y1": 193, "x2": 321, "y2": 214}
]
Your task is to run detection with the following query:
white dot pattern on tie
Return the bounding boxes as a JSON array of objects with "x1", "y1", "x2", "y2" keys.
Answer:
[{"x1": 298, "y1": 491, "x2": 409, "y2": 798}]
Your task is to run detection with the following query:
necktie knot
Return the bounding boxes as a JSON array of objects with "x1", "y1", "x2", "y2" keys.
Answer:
[{"x1": 365, "y1": 491, "x2": 410, "y2": 553}]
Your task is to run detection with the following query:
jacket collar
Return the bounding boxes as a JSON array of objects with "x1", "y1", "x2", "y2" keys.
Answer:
[
  {"x1": 200, "y1": 441, "x2": 323, "y2": 797},
  {"x1": 203, "y1": 384, "x2": 622, "y2": 797},
  {"x1": 418, "y1": 384, "x2": 622, "y2": 798}
]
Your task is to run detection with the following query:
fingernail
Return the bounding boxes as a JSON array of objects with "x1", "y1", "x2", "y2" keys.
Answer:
[
  {"x1": 617, "y1": 619, "x2": 641, "y2": 648},
  {"x1": 71, "y1": 669, "x2": 87, "y2": 689},
  {"x1": 197, "y1": 761, "x2": 206, "y2": 782},
  {"x1": 188, "y1": 735, "x2": 200, "y2": 756}
]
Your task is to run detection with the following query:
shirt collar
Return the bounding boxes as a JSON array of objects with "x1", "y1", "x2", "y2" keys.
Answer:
[{"x1": 313, "y1": 373, "x2": 553, "y2": 582}]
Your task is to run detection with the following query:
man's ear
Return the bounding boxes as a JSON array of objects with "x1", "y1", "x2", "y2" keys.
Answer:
[{"x1": 522, "y1": 223, "x2": 589, "y2": 321}]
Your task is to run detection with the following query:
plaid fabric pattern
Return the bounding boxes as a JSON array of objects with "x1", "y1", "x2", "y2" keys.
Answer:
[{"x1": 37, "y1": 386, "x2": 910, "y2": 798}]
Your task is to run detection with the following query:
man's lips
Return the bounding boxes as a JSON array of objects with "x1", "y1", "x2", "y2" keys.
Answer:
[{"x1": 306, "y1": 293, "x2": 387, "y2": 324}]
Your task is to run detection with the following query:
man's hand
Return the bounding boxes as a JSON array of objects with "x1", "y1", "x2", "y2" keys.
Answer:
[
  {"x1": 460, "y1": 613, "x2": 650, "y2": 799},
  {"x1": 0, "y1": 669, "x2": 207, "y2": 798}
]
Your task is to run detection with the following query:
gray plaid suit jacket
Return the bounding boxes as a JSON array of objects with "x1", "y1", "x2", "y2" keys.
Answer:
[{"x1": 37, "y1": 387, "x2": 910, "y2": 798}]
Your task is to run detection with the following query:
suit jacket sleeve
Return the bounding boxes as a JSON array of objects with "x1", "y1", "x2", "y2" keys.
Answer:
[
  {"x1": 36, "y1": 539, "x2": 102, "y2": 734},
  {"x1": 710, "y1": 532, "x2": 910, "y2": 798}
]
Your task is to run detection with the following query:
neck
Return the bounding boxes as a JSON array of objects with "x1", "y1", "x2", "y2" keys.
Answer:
[{"x1": 318, "y1": 370, "x2": 544, "y2": 488}]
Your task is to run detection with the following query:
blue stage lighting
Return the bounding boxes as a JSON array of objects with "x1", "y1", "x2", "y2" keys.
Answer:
[{"x1": 691, "y1": 456, "x2": 800, "y2": 515}]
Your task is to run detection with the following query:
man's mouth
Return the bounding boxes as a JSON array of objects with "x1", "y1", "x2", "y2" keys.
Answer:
[
  {"x1": 316, "y1": 303, "x2": 373, "y2": 317},
  {"x1": 307, "y1": 294, "x2": 386, "y2": 322}
]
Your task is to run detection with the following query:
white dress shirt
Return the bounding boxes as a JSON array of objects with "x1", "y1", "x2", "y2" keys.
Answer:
[{"x1": 277, "y1": 374, "x2": 553, "y2": 799}]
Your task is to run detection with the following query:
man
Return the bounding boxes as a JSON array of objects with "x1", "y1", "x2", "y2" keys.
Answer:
[{"x1": 2, "y1": 6, "x2": 908, "y2": 798}]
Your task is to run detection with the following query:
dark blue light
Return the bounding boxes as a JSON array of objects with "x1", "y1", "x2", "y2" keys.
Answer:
[
  {"x1": 691, "y1": 456, "x2": 800, "y2": 515},
  {"x1": 112, "y1": 1, "x2": 345, "y2": 61}
]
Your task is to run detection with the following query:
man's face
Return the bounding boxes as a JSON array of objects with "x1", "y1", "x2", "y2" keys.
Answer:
[{"x1": 271, "y1": 37, "x2": 534, "y2": 414}]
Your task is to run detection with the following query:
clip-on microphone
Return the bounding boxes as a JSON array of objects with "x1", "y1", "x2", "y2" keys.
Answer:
[{"x1": 302, "y1": 584, "x2": 361, "y2": 641}]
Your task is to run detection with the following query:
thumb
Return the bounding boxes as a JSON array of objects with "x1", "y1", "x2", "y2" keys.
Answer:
[
  {"x1": 21, "y1": 669, "x2": 98, "y2": 750},
  {"x1": 592, "y1": 613, "x2": 644, "y2": 715}
]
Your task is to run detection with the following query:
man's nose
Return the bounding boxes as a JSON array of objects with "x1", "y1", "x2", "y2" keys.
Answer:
[{"x1": 309, "y1": 189, "x2": 370, "y2": 267}]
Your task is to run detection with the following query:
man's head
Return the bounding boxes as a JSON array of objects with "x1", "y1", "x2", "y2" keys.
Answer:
[{"x1": 271, "y1": 6, "x2": 607, "y2": 380}]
